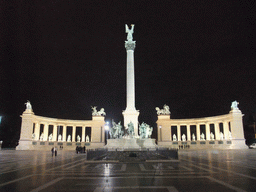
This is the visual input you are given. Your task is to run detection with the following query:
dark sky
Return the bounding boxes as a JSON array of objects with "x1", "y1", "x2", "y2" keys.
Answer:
[{"x1": 1, "y1": 1, "x2": 255, "y2": 141}]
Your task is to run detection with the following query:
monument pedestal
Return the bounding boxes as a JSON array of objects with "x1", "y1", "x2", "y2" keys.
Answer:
[
  {"x1": 122, "y1": 110, "x2": 140, "y2": 136},
  {"x1": 105, "y1": 138, "x2": 157, "y2": 150}
]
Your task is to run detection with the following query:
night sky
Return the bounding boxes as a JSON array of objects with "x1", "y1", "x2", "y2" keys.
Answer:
[{"x1": 1, "y1": 1, "x2": 255, "y2": 145}]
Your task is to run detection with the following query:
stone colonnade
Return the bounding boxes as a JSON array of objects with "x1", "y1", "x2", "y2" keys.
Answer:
[
  {"x1": 16, "y1": 109, "x2": 105, "y2": 150},
  {"x1": 157, "y1": 108, "x2": 247, "y2": 149}
]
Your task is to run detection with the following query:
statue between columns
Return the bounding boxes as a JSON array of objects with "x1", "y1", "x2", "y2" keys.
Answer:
[{"x1": 125, "y1": 24, "x2": 135, "y2": 41}]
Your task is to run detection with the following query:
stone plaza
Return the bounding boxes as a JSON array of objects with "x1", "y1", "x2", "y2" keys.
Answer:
[{"x1": 0, "y1": 149, "x2": 256, "y2": 191}]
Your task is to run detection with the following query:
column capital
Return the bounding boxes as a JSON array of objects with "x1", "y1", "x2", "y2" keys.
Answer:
[{"x1": 125, "y1": 41, "x2": 136, "y2": 50}]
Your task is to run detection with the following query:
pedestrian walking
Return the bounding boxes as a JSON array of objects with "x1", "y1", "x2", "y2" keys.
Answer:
[
  {"x1": 51, "y1": 147, "x2": 54, "y2": 157},
  {"x1": 54, "y1": 147, "x2": 57, "y2": 156}
]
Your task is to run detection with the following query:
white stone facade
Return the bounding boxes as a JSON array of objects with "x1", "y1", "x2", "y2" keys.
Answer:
[
  {"x1": 16, "y1": 108, "x2": 105, "y2": 150},
  {"x1": 156, "y1": 108, "x2": 247, "y2": 149}
]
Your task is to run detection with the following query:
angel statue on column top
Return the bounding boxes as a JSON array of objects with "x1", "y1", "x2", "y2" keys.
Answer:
[{"x1": 125, "y1": 24, "x2": 135, "y2": 41}]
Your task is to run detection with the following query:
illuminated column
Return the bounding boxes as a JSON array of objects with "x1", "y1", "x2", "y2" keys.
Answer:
[
  {"x1": 206, "y1": 123, "x2": 210, "y2": 140},
  {"x1": 82, "y1": 126, "x2": 86, "y2": 142},
  {"x1": 196, "y1": 124, "x2": 200, "y2": 141},
  {"x1": 122, "y1": 24, "x2": 140, "y2": 136},
  {"x1": 44, "y1": 123, "x2": 49, "y2": 141},
  {"x1": 62, "y1": 125, "x2": 67, "y2": 142},
  {"x1": 53, "y1": 125, "x2": 57, "y2": 141},
  {"x1": 214, "y1": 123, "x2": 220, "y2": 140},
  {"x1": 177, "y1": 125, "x2": 181, "y2": 141},
  {"x1": 187, "y1": 125, "x2": 191, "y2": 141},
  {"x1": 34, "y1": 123, "x2": 40, "y2": 140},
  {"x1": 223, "y1": 121, "x2": 229, "y2": 140},
  {"x1": 72, "y1": 126, "x2": 76, "y2": 142}
]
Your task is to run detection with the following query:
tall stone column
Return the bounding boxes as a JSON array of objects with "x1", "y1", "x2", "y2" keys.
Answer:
[
  {"x1": 34, "y1": 123, "x2": 40, "y2": 140},
  {"x1": 206, "y1": 123, "x2": 210, "y2": 140},
  {"x1": 177, "y1": 125, "x2": 181, "y2": 141},
  {"x1": 63, "y1": 125, "x2": 67, "y2": 142},
  {"x1": 123, "y1": 24, "x2": 140, "y2": 136},
  {"x1": 187, "y1": 125, "x2": 191, "y2": 141},
  {"x1": 72, "y1": 126, "x2": 76, "y2": 142},
  {"x1": 214, "y1": 123, "x2": 220, "y2": 140},
  {"x1": 196, "y1": 124, "x2": 200, "y2": 141},
  {"x1": 223, "y1": 121, "x2": 229, "y2": 140},
  {"x1": 44, "y1": 123, "x2": 49, "y2": 141},
  {"x1": 82, "y1": 126, "x2": 86, "y2": 142},
  {"x1": 53, "y1": 125, "x2": 57, "y2": 141}
]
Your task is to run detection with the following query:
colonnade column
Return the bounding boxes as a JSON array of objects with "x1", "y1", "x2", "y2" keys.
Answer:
[
  {"x1": 206, "y1": 123, "x2": 210, "y2": 140},
  {"x1": 82, "y1": 126, "x2": 86, "y2": 142},
  {"x1": 44, "y1": 124, "x2": 49, "y2": 141},
  {"x1": 187, "y1": 125, "x2": 191, "y2": 141},
  {"x1": 177, "y1": 125, "x2": 181, "y2": 141},
  {"x1": 214, "y1": 123, "x2": 220, "y2": 140},
  {"x1": 72, "y1": 126, "x2": 76, "y2": 142},
  {"x1": 196, "y1": 124, "x2": 200, "y2": 141},
  {"x1": 62, "y1": 125, "x2": 67, "y2": 142},
  {"x1": 53, "y1": 125, "x2": 57, "y2": 141},
  {"x1": 34, "y1": 123, "x2": 40, "y2": 140},
  {"x1": 223, "y1": 121, "x2": 229, "y2": 140}
]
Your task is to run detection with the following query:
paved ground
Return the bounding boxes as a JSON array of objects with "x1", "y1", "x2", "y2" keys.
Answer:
[{"x1": 0, "y1": 149, "x2": 256, "y2": 192}]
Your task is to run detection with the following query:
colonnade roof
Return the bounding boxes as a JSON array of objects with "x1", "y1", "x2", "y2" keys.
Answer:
[
  {"x1": 31, "y1": 115, "x2": 94, "y2": 126},
  {"x1": 157, "y1": 113, "x2": 233, "y2": 124}
]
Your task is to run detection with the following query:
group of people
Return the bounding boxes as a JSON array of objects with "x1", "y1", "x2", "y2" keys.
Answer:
[
  {"x1": 51, "y1": 147, "x2": 58, "y2": 156},
  {"x1": 76, "y1": 146, "x2": 86, "y2": 153}
]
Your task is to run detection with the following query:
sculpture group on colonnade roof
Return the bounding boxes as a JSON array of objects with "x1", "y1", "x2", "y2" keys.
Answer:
[
  {"x1": 231, "y1": 100, "x2": 239, "y2": 110},
  {"x1": 91, "y1": 106, "x2": 106, "y2": 116},
  {"x1": 155, "y1": 104, "x2": 171, "y2": 115},
  {"x1": 25, "y1": 100, "x2": 32, "y2": 110}
]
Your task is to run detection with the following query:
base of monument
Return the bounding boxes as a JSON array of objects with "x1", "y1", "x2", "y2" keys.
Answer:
[
  {"x1": 16, "y1": 140, "x2": 105, "y2": 150},
  {"x1": 16, "y1": 140, "x2": 33, "y2": 150},
  {"x1": 158, "y1": 139, "x2": 248, "y2": 149},
  {"x1": 228, "y1": 139, "x2": 248, "y2": 149},
  {"x1": 105, "y1": 138, "x2": 157, "y2": 150}
]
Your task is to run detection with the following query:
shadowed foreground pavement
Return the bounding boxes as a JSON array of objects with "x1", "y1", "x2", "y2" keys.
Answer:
[{"x1": 0, "y1": 149, "x2": 256, "y2": 191}]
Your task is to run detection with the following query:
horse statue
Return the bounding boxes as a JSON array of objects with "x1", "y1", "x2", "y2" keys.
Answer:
[
  {"x1": 155, "y1": 104, "x2": 171, "y2": 115},
  {"x1": 91, "y1": 106, "x2": 106, "y2": 116}
]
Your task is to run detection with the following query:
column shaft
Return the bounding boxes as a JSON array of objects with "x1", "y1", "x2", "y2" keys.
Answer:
[
  {"x1": 53, "y1": 125, "x2": 57, "y2": 141},
  {"x1": 34, "y1": 123, "x2": 40, "y2": 140},
  {"x1": 206, "y1": 123, "x2": 210, "y2": 140},
  {"x1": 187, "y1": 125, "x2": 191, "y2": 141},
  {"x1": 196, "y1": 124, "x2": 200, "y2": 141},
  {"x1": 82, "y1": 127, "x2": 85, "y2": 142},
  {"x1": 44, "y1": 124, "x2": 49, "y2": 141},
  {"x1": 177, "y1": 125, "x2": 181, "y2": 141},
  {"x1": 72, "y1": 126, "x2": 76, "y2": 142},
  {"x1": 214, "y1": 123, "x2": 220, "y2": 140},
  {"x1": 63, "y1": 125, "x2": 67, "y2": 142},
  {"x1": 223, "y1": 121, "x2": 229, "y2": 140}
]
